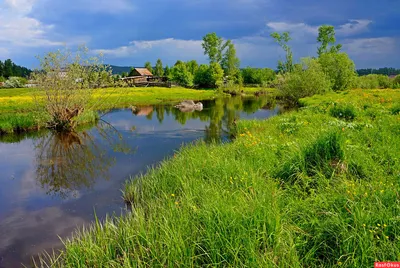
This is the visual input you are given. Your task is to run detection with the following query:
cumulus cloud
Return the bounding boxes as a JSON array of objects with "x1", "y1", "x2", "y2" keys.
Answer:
[
  {"x1": 94, "y1": 38, "x2": 206, "y2": 64},
  {"x1": 343, "y1": 37, "x2": 397, "y2": 55},
  {"x1": 337, "y1": 19, "x2": 372, "y2": 36},
  {"x1": 0, "y1": 0, "x2": 63, "y2": 51}
]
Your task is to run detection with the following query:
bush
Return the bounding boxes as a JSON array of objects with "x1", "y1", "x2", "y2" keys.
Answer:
[
  {"x1": 4, "y1": 76, "x2": 27, "y2": 88},
  {"x1": 329, "y1": 104, "x2": 357, "y2": 121},
  {"x1": 393, "y1": 75, "x2": 400, "y2": 88},
  {"x1": 170, "y1": 61, "x2": 194, "y2": 87},
  {"x1": 278, "y1": 58, "x2": 331, "y2": 103},
  {"x1": 241, "y1": 67, "x2": 276, "y2": 86},
  {"x1": 318, "y1": 52, "x2": 357, "y2": 91},
  {"x1": 356, "y1": 74, "x2": 393, "y2": 89},
  {"x1": 193, "y1": 63, "x2": 224, "y2": 88}
]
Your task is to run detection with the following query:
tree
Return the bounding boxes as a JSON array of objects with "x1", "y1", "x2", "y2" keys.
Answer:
[
  {"x1": 170, "y1": 61, "x2": 193, "y2": 87},
  {"x1": 241, "y1": 67, "x2": 276, "y2": 85},
  {"x1": 221, "y1": 43, "x2": 240, "y2": 79},
  {"x1": 144, "y1": 61, "x2": 153, "y2": 74},
  {"x1": 121, "y1": 72, "x2": 128, "y2": 78},
  {"x1": 32, "y1": 46, "x2": 113, "y2": 131},
  {"x1": 154, "y1": 59, "x2": 164, "y2": 77},
  {"x1": 0, "y1": 60, "x2": 4, "y2": 77},
  {"x1": 194, "y1": 63, "x2": 224, "y2": 88},
  {"x1": 4, "y1": 59, "x2": 13, "y2": 78},
  {"x1": 317, "y1": 25, "x2": 342, "y2": 56},
  {"x1": 278, "y1": 57, "x2": 331, "y2": 103},
  {"x1": 270, "y1": 32, "x2": 293, "y2": 73},
  {"x1": 164, "y1": 65, "x2": 171, "y2": 77},
  {"x1": 202, "y1": 32, "x2": 230, "y2": 64},
  {"x1": 318, "y1": 52, "x2": 356, "y2": 91},
  {"x1": 186, "y1": 60, "x2": 199, "y2": 76}
]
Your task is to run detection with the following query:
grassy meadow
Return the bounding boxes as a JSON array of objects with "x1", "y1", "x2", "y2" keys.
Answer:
[
  {"x1": 0, "y1": 87, "x2": 219, "y2": 134},
  {"x1": 36, "y1": 88, "x2": 400, "y2": 267}
]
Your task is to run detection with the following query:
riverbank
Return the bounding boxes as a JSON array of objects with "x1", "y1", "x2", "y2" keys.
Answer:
[
  {"x1": 0, "y1": 87, "x2": 222, "y2": 134},
  {"x1": 37, "y1": 89, "x2": 400, "y2": 267}
]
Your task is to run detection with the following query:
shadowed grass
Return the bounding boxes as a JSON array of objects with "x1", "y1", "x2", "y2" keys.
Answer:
[{"x1": 34, "y1": 88, "x2": 400, "y2": 267}]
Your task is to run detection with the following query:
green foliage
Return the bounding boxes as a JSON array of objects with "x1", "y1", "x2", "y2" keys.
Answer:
[
  {"x1": 170, "y1": 61, "x2": 194, "y2": 87},
  {"x1": 318, "y1": 52, "x2": 356, "y2": 91},
  {"x1": 194, "y1": 63, "x2": 224, "y2": 88},
  {"x1": 154, "y1": 59, "x2": 164, "y2": 77},
  {"x1": 32, "y1": 46, "x2": 113, "y2": 131},
  {"x1": 221, "y1": 43, "x2": 240, "y2": 79},
  {"x1": 0, "y1": 76, "x2": 5, "y2": 83},
  {"x1": 164, "y1": 65, "x2": 171, "y2": 77},
  {"x1": 270, "y1": 32, "x2": 293, "y2": 73},
  {"x1": 356, "y1": 74, "x2": 393, "y2": 89},
  {"x1": 201, "y1": 32, "x2": 230, "y2": 64},
  {"x1": 357, "y1": 67, "x2": 400, "y2": 76},
  {"x1": 278, "y1": 57, "x2": 331, "y2": 103},
  {"x1": 390, "y1": 104, "x2": 400, "y2": 115},
  {"x1": 144, "y1": 61, "x2": 153, "y2": 74},
  {"x1": 329, "y1": 103, "x2": 357, "y2": 121},
  {"x1": 317, "y1": 25, "x2": 342, "y2": 56},
  {"x1": 393, "y1": 75, "x2": 400, "y2": 88},
  {"x1": 4, "y1": 76, "x2": 27, "y2": 88},
  {"x1": 0, "y1": 59, "x2": 31, "y2": 78},
  {"x1": 186, "y1": 60, "x2": 199, "y2": 76},
  {"x1": 241, "y1": 67, "x2": 276, "y2": 86}
]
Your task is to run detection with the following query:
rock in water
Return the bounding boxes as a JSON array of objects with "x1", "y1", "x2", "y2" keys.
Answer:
[{"x1": 175, "y1": 100, "x2": 203, "y2": 112}]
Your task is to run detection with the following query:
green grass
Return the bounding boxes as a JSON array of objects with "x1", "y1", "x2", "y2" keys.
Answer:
[
  {"x1": 0, "y1": 87, "x2": 219, "y2": 133},
  {"x1": 36, "y1": 89, "x2": 400, "y2": 267}
]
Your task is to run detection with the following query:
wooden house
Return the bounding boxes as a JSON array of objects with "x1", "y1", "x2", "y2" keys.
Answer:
[{"x1": 121, "y1": 67, "x2": 171, "y2": 87}]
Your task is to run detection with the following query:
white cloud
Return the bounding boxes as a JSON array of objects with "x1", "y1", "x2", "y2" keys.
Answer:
[
  {"x1": 337, "y1": 19, "x2": 372, "y2": 36},
  {"x1": 4, "y1": 0, "x2": 36, "y2": 14},
  {"x1": 0, "y1": 0, "x2": 63, "y2": 55},
  {"x1": 266, "y1": 22, "x2": 318, "y2": 35},
  {"x1": 343, "y1": 37, "x2": 397, "y2": 55},
  {"x1": 95, "y1": 38, "x2": 205, "y2": 62},
  {"x1": 266, "y1": 19, "x2": 372, "y2": 37}
]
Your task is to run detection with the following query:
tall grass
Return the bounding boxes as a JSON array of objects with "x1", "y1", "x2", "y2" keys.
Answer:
[{"x1": 37, "y1": 89, "x2": 400, "y2": 267}]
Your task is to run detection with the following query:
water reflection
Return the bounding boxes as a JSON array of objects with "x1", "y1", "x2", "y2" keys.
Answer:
[
  {"x1": 0, "y1": 95, "x2": 280, "y2": 267},
  {"x1": 34, "y1": 123, "x2": 132, "y2": 199},
  {"x1": 132, "y1": 95, "x2": 279, "y2": 142}
]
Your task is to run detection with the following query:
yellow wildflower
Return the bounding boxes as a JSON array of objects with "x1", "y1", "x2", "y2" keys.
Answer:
[{"x1": 171, "y1": 194, "x2": 175, "y2": 197}]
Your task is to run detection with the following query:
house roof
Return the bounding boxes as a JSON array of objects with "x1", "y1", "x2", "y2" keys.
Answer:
[{"x1": 134, "y1": 68, "x2": 153, "y2": 76}]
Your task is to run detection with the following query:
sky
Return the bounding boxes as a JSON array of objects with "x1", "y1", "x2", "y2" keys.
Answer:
[{"x1": 0, "y1": 0, "x2": 399, "y2": 69}]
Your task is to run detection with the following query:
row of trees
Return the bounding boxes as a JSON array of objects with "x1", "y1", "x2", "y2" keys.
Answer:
[
  {"x1": 0, "y1": 59, "x2": 31, "y2": 79},
  {"x1": 132, "y1": 33, "x2": 274, "y2": 89},
  {"x1": 270, "y1": 25, "x2": 400, "y2": 102},
  {"x1": 357, "y1": 68, "x2": 400, "y2": 76}
]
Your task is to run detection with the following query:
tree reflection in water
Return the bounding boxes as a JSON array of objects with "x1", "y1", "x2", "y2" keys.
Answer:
[
  {"x1": 132, "y1": 95, "x2": 278, "y2": 143},
  {"x1": 34, "y1": 122, "x2": 132, "y2": 198}
]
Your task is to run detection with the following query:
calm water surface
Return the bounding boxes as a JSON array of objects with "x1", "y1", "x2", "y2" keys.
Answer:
[{"x1": 0, "y1": 96, "x2": 281, "y2": 267}]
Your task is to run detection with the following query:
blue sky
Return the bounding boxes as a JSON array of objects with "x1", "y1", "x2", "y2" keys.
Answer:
[{"x1": 0, "y1": 0, "x2": 399, "y2": 69}]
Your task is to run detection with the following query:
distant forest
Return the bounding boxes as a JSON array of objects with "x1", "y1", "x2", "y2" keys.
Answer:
[
  {"x1": 0, "y1": 59, "x2": 32, "y2": 78},
  {"x1": 357, "y1": 67, "x2": 400, "y2": 76}
]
